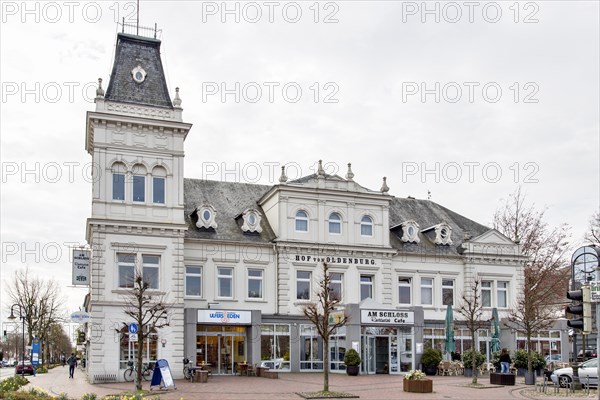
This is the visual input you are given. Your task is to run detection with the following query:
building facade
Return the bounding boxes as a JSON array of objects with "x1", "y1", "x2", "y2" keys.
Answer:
[{"x1": 83, "y1": 30, "x2": 538, "y2": 382}]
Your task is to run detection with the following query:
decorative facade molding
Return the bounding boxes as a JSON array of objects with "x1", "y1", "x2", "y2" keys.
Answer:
[
  {"x1": 241, "y1": 208, "x2": 263, "y2": 233},
  {"x1": 400, "y1": 220, "x2": 421, "y2": 243},
  {"x1": 195, "y1": 204, "x2": 218, "y2": 229}
]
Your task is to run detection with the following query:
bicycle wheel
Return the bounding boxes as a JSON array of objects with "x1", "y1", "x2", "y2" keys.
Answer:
[
  {"x1": 183, "y1": 366, "x2": 192, "y2": 380},
  {"x1": 142, "y1": 366, "x2": 152, "y2": 381},
  {"x1": 124, "y1": 368, "x2": 134, "y2": 382}
]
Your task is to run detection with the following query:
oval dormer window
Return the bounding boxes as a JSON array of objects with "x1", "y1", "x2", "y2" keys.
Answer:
[
  {"x1": 407, "y1": 226, "x2": 415, "y2": 236},
  {"x1": 248, "y1": 213, "x2": 256, "y2": 225},
  {"x1": 440, "y1": 228, "x2": 448, "y2": 239},
  {"x1": 203, "y1": 210, "x2": 211, "y2": 221}
]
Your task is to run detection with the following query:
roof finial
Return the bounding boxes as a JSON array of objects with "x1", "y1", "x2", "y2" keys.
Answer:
[
  {"x1": 96, "y1": 78, "x2": 105, "y2": 98},
  {"x1": 380, "y1": 177, "x2": 389, "y2": 193},
  {"x1": 427, "y1": 190, "x2": 431, "y2": 200},
  {"x1": 279, "y1": 166, "x2": 288, "y2": 183},
  {"x1": 345, "y1": 163, "x2": 354, "y2": 181},
  {"x1": 317, "y1": 160, "x2": 325, "y2": 178},
  {"x1": 173, "y1": 87, "x2": 182, "y2": 107}
]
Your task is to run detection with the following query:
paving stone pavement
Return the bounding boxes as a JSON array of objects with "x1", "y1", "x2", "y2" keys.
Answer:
[{"x1": 22, "y1": 366, "x2": 589, "y2": 400}]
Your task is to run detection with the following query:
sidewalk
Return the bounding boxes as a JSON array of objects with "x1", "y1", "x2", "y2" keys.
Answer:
[{"x1": 25, "y1": 366, "x2": 588, "y2": 400}]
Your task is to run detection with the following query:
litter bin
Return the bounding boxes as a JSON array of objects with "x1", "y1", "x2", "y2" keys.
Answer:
[{"x1": 198, "y1": 370, "x2": 209, "y2": 383}]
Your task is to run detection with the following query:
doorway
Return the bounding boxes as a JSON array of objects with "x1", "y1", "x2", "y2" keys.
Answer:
[{"x1": 196, "y1": 326, "x2": 246, "y2": 375}]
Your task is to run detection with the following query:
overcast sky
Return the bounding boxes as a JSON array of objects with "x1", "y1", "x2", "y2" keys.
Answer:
[{"x1": 1, "y1": 1, "x2": 599, "y2": 326}]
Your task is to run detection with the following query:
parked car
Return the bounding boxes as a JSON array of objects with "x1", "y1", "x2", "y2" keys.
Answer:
[
  {"x1": 551, "y1": 358, "x2": 598, "y2": 388},
  {"x1": 15, "y1": 361, "x2": 34, "y2": 375},
  {"x1": 577, "y1": 349, "x2": 597, "y2": 362},
  {"x1": 545, "y1": 354, "x2": 562, "y2": 362}
]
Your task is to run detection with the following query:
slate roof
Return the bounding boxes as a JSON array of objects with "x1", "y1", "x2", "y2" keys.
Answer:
[
  {"x1": 105, "y1": 33, "x2": 173, "y2": 108},
  {"x1": 184, "y1": 178, "x2": 491, "y2": 255},
  {"x1": 389, "y1": 197, "x2": 490, "y2": 255},
  {"x1": 184, "y1": 179, "x2": 276, "y2": 243}
]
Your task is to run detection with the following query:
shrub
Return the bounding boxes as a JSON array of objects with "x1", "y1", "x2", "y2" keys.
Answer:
[
  {"x1": 81, "y1": 394, "x2": 98, "y2": 400},
  {"x1": 0, "y1": 376, "x2": 29, "y2": 392},
  {"x1": 531, "y1": 351, "x2": 546, "y2": 370},
  {"x1": 343, "y1": 349, "x2": 361, "y2": 366},
  {"x1": 491, "y1": 351, "x2": 500, "y2": 371},
  {"x1": 421, "y1": 348, "x2": 443, "y2": 368},
  {"x1": 462, "y1": 349, "x2": 485, "y2": 368},
  {"x1": 513, "y1": 349, "x2": 529, "y2": 369},
  {"x1": 404, "y1": 369, "x2": 427, "y2": 380}
]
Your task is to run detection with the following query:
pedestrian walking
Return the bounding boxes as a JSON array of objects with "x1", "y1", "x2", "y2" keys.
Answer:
[
  {"x1": 500, "y1": 348, "x2": 511, "y2": 374},
  {"x1": 67, "y1": 353, "x2": 77, "y2": 378}
]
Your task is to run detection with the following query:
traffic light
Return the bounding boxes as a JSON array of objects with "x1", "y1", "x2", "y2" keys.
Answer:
[{"x1": 566, "y1": 285, "x2": 592, "y2": 334}]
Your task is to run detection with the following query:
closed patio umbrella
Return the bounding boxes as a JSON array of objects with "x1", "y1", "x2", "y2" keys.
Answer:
[
  {"x1": 444, "y1": 304, "x2": 455, "y2": 359},
  {"x1": 490, "y1": 308, "x2": 501, "y2": 353}
]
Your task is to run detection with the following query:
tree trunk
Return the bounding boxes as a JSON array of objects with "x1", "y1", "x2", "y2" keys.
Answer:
[
  {"x1": 136, "y1": 335, "x2": 144, "y2": 391},
  {"x1": 527, "y1": 336, "x2": 532, "y2": 374},
  {"x1": 324, "y1": 337, "x2": 329, "y2": 392},
  {"x1": 471, "y1": 333, "x2": 477, "y2": 384}
]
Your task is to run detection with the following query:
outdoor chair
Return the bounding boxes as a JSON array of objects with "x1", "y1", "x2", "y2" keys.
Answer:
[{"x1": 440, "y1": 361, "x2": 452, "y2": 376}]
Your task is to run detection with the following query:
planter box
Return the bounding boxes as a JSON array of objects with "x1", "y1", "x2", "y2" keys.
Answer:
[
  {"x1": 490, "y1": 373, "x2": 515, "y2": 385},
  {"x1": 403, "y1": 379, "x2": 433, "y2": 393}
]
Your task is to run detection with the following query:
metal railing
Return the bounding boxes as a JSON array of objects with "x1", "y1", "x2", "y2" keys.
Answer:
[{"x1": 118, "y1": 20, "x2": 162, "y2": 39}]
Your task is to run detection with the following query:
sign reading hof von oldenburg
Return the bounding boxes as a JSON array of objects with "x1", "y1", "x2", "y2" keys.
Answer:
[{"x1": 72, "y1": 249, "x2": 90, "y2": 286}]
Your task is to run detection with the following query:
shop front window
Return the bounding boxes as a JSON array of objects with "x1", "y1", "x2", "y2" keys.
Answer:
[
  {"x1": 119, "y1": 326, "x2": 157, "y2": 370},
  {"x1": 260, "y1": 324, "x2": 291, "y2": 371},
  {"x1": 300, "y1": 325, "x2": 323, "y2": 370}
]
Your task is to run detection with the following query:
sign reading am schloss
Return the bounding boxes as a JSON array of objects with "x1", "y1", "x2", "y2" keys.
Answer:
[
  {"x1": 361, "y1": 310, "x2": 414, "y2": 325},
  {"x1": 198, "y1": 310, "x2": 252, "y2": 325}
]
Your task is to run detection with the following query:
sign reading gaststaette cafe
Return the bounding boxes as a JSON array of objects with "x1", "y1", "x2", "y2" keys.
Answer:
[{"x1": 361, "y1": 310, "x2": 414, "y2": 325}]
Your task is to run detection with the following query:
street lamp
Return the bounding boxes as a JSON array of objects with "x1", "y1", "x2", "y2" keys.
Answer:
[{"x1": 7, "y1": 304, "x2": 26, "y2": 376}]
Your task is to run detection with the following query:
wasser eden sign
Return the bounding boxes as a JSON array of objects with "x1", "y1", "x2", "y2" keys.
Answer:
[
  {"x1": 198, "y1": 310, "x2": 252, "y2": 324},
  {"x1": 361, "y1": 310, "x2": 414, "y2": 325}
]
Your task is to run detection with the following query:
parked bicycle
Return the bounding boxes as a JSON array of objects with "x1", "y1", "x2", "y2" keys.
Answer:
[{"x1": 124, "y1": 360, "x2": 152, "y2": 382}]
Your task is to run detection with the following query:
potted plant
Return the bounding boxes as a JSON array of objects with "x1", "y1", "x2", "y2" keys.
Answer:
[
  {"x1": 513, "y1": 349, "x2": 528, "y2": 376},
  {"x1": 462, "y1": 349, "x2": 485, "y2": 377},
  {"x1": 420, "y1": 348, "x2": 442, "y2": 376},
  {"x1": 344, "y1": 349, "x2": 361, "y2": 376},
  {"x1": 403, "y1": 369, "x2": 433, "y2": 393},
  {"x1": 532, "y1": 352, "x2": 546, "y2": 377}
]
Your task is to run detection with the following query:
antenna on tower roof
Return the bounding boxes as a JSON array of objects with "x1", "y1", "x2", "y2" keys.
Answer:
[{"x1": 136, "y1": 0, "x2": 140, "y2": 36}]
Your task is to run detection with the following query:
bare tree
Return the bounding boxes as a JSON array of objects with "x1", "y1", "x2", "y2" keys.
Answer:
[
  {"x1": 120, "y1": 268, "x2": 171, "y2": 391},
  {"x1": 585, "y1": 211, "x2": 600, "y2": 246},
  {"x1": 5, "y1": 268, "x2": 66, "y2": 364},
  {"x1": 301, "y1": 262, "x2": 348, "y2": 393},
  {"x1": 493, "y1": 187, "x2": 570, "y2": 375},
  {"x1": 456, "y1": 279, "x2": 486, "y2": 385}
]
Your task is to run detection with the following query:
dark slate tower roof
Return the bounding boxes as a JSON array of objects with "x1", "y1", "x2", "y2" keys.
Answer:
[{"x1": 105, "y1": 33, "x2": 173, "y2": 108}]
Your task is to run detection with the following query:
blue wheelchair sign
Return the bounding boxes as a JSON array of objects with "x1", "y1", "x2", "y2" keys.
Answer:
[{"x1": 128, "y1": 323, "x2": 138, "y2": 334}]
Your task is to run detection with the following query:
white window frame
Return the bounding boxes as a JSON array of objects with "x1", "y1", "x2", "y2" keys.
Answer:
[
  {"x1": 497, "y1": 281, "x2": 508, "y2": 308},
  {"x1": 296, "y1": 271, "x2": 311, "y2": 300},
  {"x1": 142, "y1": 255, "x2": 160, "y2": 289},
  {"x1": 185, "y1": 265, "x2": 202, "y2": 297},
  {"x1": 398, "y1": 277, "x2": 412, "y2": 305},
  {"x1": 441, "y1": 279, "x2": 454, "y2": 306},
  {"x1": 329, "y1": 272, "x2": 343, "y2": 301},
  {"x1": 152, "y1": 176, "x2": 165, "y2": 204},
  {"x1": 481, "y1": 280, "x2": 492, "y2": 307},
  {"x1": 360, "y1": 215, "x2": 373, "y2": 237},
  {"x1": 117, "y1": 253, "x2": 136, "y2": 288},
  {"x1": 295, "y1": 210, "x2": 309, "y2": 233},
  {"x1": 247, "y1": 268, "x2": 264, "y2": 299},
  {"x1": 360, "y1": 275, "x2": 373, "y2": 301},
  {"x1": 217, "y1": 267, "x2": 234, "y2": 299},
  {"x1": 132, "y1": 174, "x2": 145, "y2": 202},
  {"x1": 420, "y1": 277, "x2": 433, "y2": 306},
  {"x1": 328, "y1": 212, "x2": 342, "y2": 235},
  {"x1": 113, "y1": 172, "x2": 125, "y2": 201}
]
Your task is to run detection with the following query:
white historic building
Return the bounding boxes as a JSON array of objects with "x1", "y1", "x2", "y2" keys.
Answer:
[{"x1": 82, "y1": 29, "x2": 564, "y2": 382}]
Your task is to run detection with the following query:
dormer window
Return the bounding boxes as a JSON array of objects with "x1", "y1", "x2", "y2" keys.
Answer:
[
  {"x1": 241, "y1": 209, "x2": 263, "y2": 233},
  {"x1": 434, "y1": 222, "x2": 453, "y2": 245},
  {"x1": 195, "y1": 204, "x2": 218, "y2": 230},
  {"x1": 360, "y1": 215, "x2": 373, "y2": 237},
  {"x1": 295, "y1": 210, "x2": 309, "y2": 232},
  {"x1": 400, "y1": 220, "x2": 420, "y2": 243},
  {"x1": 328, "y1": 212, "x2": 342, "y2": 234}
]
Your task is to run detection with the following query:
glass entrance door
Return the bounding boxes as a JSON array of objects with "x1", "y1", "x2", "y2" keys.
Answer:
[
  {"x1": 196, "y1": 326, "x2": 246, "y2": 375},
  {"x1": 361, "y1": 336, "x2": 376, "y2": 374}
]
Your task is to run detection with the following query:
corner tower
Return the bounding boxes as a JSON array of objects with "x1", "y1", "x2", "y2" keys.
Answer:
[{"x1": 84, "y1": 28, "x2": 191, "y2": 381}]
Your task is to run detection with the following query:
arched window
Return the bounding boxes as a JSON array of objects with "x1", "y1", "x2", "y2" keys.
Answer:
[
  {"x1": 295, "y1": 211, "x2": 309, "y2": 232},
  {"x1": 328, "y1": 212, "x2": 342, "y2": 234},
  {"x1": 111, "y1": 162, "x2": 127, "y2": 201},
  {"x1": 152, "y1": 166, "x2": 167, "y2": 204},
  {"x1": 360, "y1": 215, "x2": 373, "y2": 237}
]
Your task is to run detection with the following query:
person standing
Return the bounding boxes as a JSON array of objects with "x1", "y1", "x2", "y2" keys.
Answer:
[
  {"x1": 67, "y1": 353, "x2": 77, "y2": 378},
  {"x1": 500, "y1": 348, "x2": 511, "y2": 374}
]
